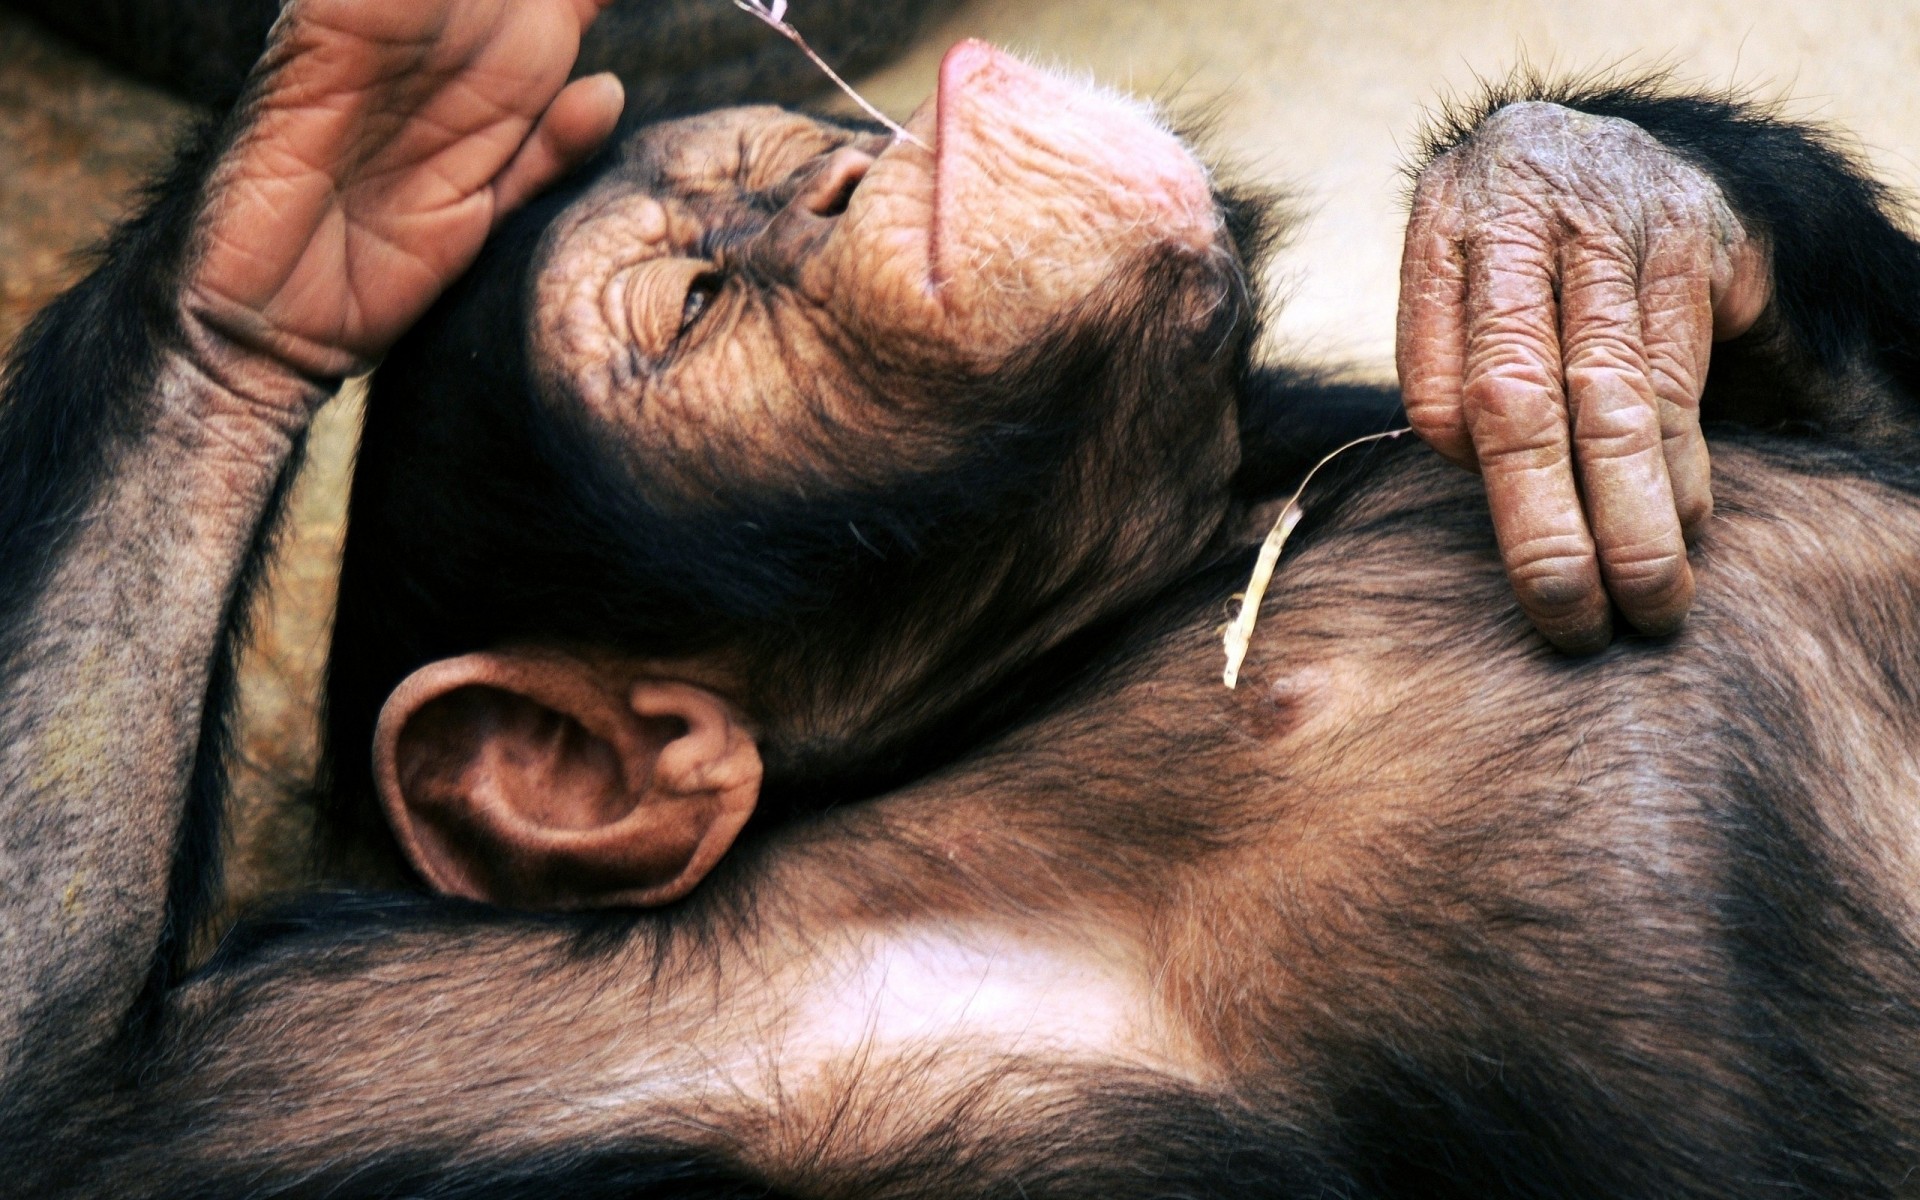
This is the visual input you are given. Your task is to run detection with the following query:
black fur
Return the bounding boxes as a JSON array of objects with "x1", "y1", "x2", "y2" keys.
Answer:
[
  {"x1": 14, "y1": 75, "x2": 1920, "y2": 1199},
  {"x1": 0, "y1": 115, "x2": 264, "y2": 999},
  {"x1": 28, "y1": 436, "x2": 1920, "y2": 1200},
  {"x1": 317, "y1": 132, "x2": 1257, "y2": 877},
  {"x1": 1, "y1": 0, "x2": 956, "y2": 114}
]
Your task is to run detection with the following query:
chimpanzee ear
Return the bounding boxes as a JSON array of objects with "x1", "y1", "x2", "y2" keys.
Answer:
[{"x1": 372, "y1": 651, "x2": 761, "y2": 910}]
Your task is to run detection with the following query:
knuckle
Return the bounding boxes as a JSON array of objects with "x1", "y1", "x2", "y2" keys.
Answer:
[
  {"x1": 1598, "y1": 540, "x2": 1693, "y2": 627},
  {"x1": 1563, "y1": 331, "x2": 1644, "y2": 376},
  {"x1": 1645, "y1": 354, "x2": 1705, "y2": 410},
  {"x1": 1561, "y1": 252, "x2": 1639, "y2": 299},
  {"x1": 1674, "y1": 487, "x2": 1714, "y2": 534},
  {"x1": 1569, "y1": 372, "x2": 1663, "y2": 460},
  {"x1": 1575, "y1": 433, "x2": 1662, "y2": 468},
  {"x1": 1599, "y1": 537, "x2": 1684, "y2": 584},
  {"x1": 1503, "y1": 537, "x2": 1602, "y2": 619},
  {"x1": 1465, "y1": 350, "x2": 1558, "y2": 402},
  {"x1": 1637, "y1": 249, "x2": 1714, "y2": 306},
  {"x1": 1403, "y1": 394, "x2": 1463, "y2": 439},
  {"x1": 1458, "y1": 104, "x2": 1699, "y2": 241},
  {"x1": 1464, "y1": 371, "x2": 1567, "y2": 462},
  {"x1": 1467, "y1": 230, "x2": 1558, "y2": 291}
]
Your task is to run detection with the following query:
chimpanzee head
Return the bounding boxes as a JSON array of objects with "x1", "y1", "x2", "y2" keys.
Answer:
[{"x1": 323, "y1": 42, "x2": 1269, "y2": 907}]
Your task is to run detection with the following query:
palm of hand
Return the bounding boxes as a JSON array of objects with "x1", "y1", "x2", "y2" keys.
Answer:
[{"x1": 191, "y1": 0, "x2": 619, "y2": 381}]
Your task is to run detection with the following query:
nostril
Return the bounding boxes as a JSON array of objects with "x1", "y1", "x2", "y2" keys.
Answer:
[{"x1": 803, "y1": 148, "x2": 875, "y2": 218}]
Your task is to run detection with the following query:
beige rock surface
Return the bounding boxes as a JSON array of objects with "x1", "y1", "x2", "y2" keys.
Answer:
[{"x1": 3, "y1": 0, "x2": 1918, "y2": 907}]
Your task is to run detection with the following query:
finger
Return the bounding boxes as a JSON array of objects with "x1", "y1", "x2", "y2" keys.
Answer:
[
  {"x1": 491, "y1": 73, "x2": 625, "y2": 222},
  {"x1": 1636, "y1": 221, "x2": 1715, "y2": 540},
  {"x1": 1397, "y1": 162, "x2": 1476, "y2": 469},
  {"x1": 572, "y1": 0, "x2": 624, "y2": 28},
  {"x1": 1462, "y1": 223, "x2": 1612, "y2": 652},
  {"x1": 1711, "y1": 232, "x2": 1771, "y2": 341},
  {"x1": 1559, "y1": 235, "x2": 1694, "y2": 636}
]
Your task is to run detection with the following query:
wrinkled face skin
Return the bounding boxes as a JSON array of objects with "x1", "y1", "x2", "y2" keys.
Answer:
[
  {"x1": 325, "y1": 43, "x2": 1263, "y2": 886},
  {"x1": 529, "y1": 40, "x2": 1234, "y2": 502},
  {"x1": 355, "y1": 39, "x2": 1271, "y2": 788}
]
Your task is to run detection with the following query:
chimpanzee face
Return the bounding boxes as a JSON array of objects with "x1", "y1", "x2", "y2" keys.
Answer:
[
  {"x1": 330, "y1": 44, "x2": 1263, "y2": 876},
  {"x1": 526, "y1": 41, "x2": 1237, "y2": 505}
]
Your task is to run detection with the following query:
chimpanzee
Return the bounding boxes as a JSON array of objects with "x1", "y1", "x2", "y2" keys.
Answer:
[
  {"x1": 3, "y1": 0, "x2": 1920, "y2": 1196},
  {"x1": 317, "y1": 73, "x2": 1299, "y2": 904}
]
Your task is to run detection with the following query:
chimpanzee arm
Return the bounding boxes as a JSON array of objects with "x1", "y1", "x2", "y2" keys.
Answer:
[
  {"x1": 16, "y1": 899, "x2": 780, "y2": 1195},
  {"x1": 1397, "y1": 82, "x2": 1920, "y2": 650},
  {"x1": 0, "y1": 0, "x2": 624, "y2": 1110},
  {"x1": 0, "y1": 123, "x2": 321, "y2": 1086},
  {"x1": 14, "y1": 838, "x2": 1211, "y2": 1198}
]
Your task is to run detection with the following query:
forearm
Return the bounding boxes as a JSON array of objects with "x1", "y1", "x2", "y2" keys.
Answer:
[
  {"x1": 35, "y1": 888, "x2": 828, "y2": 1195},
  {"x1": 0, "y1": 0, "x2": 628, "y2": 1165},
  {"x1": 21, "y1": 902, "x2": 745, "y2": 1196},
  {"x1": 17, "y1": 807, "x2": 1178, "y2": 1196},
  {"x1": 0, "y1": 123, "x2": 325, "y2": 1081}
]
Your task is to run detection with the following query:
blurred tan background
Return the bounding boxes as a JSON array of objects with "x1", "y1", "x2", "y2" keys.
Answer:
[{"x1": 4, "y1": 0, "x2": 1918, "y2": 909}]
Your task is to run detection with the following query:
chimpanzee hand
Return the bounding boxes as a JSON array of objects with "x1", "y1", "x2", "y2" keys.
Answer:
[
  {"x1": 1398, "y1": 101, "x2": 1770, "y2": 652},
  {"x1": 187, "y1": 0, "x2": 623, "y2": 388}
]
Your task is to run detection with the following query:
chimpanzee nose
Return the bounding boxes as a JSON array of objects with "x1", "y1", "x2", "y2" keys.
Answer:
[{"x1": 797, "y1": 147, "x2": 876, "y2": 217}]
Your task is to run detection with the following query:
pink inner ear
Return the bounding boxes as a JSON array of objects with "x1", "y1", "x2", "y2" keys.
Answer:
[{"x1": 399, "y1": 685, "x2": 639, "y2": 831}]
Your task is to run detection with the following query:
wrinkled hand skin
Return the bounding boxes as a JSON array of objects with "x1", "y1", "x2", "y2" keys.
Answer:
[
  {"x1": 186, "y1": 0, "x2": 624, "y2": 396},
  {"x1": 1399, "y1": 101, "x2": 1771, "y2": 652}
]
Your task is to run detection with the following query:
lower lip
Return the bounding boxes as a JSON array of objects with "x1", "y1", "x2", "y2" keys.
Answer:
[
  {"x1": 927, "y1": 41, "x2": 1013, "y2": 288},
  {"x1": 924, "y1": 45, "x2": 977, "y2": 288}
]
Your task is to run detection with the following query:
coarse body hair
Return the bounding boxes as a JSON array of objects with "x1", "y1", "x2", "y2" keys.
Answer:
[{"x1": 4, "y1": 73, "x2": 1920, "y2": 1197}]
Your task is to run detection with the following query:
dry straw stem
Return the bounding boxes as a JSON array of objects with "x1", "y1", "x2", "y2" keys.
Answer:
[
  {"x1": 733, "y1": 0, "x2": 929, "y2": 148},
  {"x1": 1221, "y1": 427, "x2": 1411, "y2": 688}
]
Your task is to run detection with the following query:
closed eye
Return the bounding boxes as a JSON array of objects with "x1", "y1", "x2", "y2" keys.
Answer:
[
  {"x1": 680, "y1": 272, "x2": 722, "y2": 337},
  {"x1": 616, "y1": 257, "x2": 727, "y2": 361}
]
